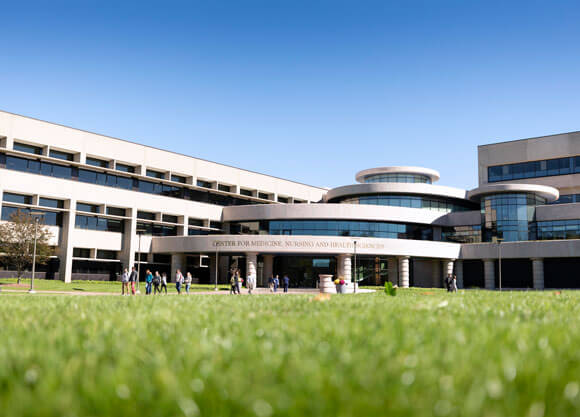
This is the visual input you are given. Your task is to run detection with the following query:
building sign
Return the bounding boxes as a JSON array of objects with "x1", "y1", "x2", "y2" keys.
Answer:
[{"x1": 211, "y1": 238, "x2": 385, "y2": 250}]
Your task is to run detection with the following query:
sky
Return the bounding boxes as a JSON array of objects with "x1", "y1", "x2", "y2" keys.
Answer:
[{"x1": 1, "y1": 0, "x2": 579, "y2": 190}]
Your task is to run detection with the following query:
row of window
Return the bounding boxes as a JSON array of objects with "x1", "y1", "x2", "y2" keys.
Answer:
[
  {"x1": 488, "y1": 156, "x2": 580, "y2": 182},
  {"x1": 1, "y1": 154, "x2": 266, "y2": 207},
  {"x1": 536, "y1": 220, "x2": 580, "y2": 240},
  {"x1": 75, "y1": 215, "x2": 124, "y2": 233},
  {"x1": 441, "y1": 225, "x2": 482, "y2": 244},
  {"x1": 229, "y1": 220, "x2": 434, "y2": 240},
  {"x1": 331, "y1": 194, "x2": 476, "y2": 212},
  {"x1": 1, "y1": 206, "x2": 63, "y2": 226},
  {"x1": 3, "y1": 192, "x2": 64, "y2": 208},
  {"x1": 11, "y1": 142, "x2": 302, "y2": 203},
  {"x1": 363, "y1": 173, "x2": 432, "y2": 184},
  {"x1": 549, "y1": 194, "x2": 580, "y2": 205},
  {"x1": 73, "y1": 248, "x2": 117, "y2": 260}
]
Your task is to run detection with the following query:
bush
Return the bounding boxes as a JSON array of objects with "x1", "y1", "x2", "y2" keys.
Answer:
[{"x1": 384, "y1": 281, "x2": 397, "y2": 296}]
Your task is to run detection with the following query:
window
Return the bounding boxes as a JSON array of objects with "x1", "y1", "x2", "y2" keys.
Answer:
[
  {"x1": 146, "y1": 169, "x2": 165, "y2": 179},
  {"x1": 162, "y1": 214, "x2": 179, "y2": 223},
  {"x1": 49, "y1": 149, "x2": 74, "y2": 161},
  {"x1": 258, "y1": 192, "x2": 270, "y2": 200},
  {"x1": 39, "y1": 197, "x2": 64, "y2": 208},
  {"x1": 86, "y1": 157, "x2": 109, "y2": 168},
  {"x1": 96, "y1": 250, "x2": 117, "y2": 260},
  {"x1": 240, "y1": 189, "x2": 253, "y2": 196},
  {"x1": 137, "y1": 211, "x2": 156, "y2": 220},
  {"x1": 153, "y1": 254, "x2": 171, "y2": 264},
  {"x1": 106, "y1": 207, "x2": 126, "y2": 216},
  {"x1": 197, "y1": 180, "x2": 213, "y2": 189},
  {"x1": 73, "y1": 248, "x2": 91, "y2": 258},
  {"x1": 188, "y1": 218, "x2": 204, "y2": 227},
  {"x1": 294, "y1": 199, "x2": 305, "y2": 204},
  {"x1": 218, "y1": 184, "x2": 231, "y2": 192},
  {"x1": 278, "y1": 196, "x2": 289, "y2": 203},
  {"x1": 136, "y1": 222, "x2": 178, "y2": 236},
  {"x1": 77, "y1": 203, "x2": 100, "y2": 213},
  {"x1": 14, "y1": 142, "x2": 42, "y2": 155},
  {"x1": 210, "y1": 221, "x2": 222, "y2": 230},
  {"x1": 171, "y1": 174, "x2": 186, "y2": 183},
  {"x1": 3, "y1": 192, "x2": 32, "y2": 204},
  {"x1": 116, "y1": 163, "x2": 135, "y2": 173},
  {"x1": 75, "y1": 215, "x2": 123, "y2": 233},
  {"x1": 1, "y1": 207, "x2": 62, "y2": 226}
]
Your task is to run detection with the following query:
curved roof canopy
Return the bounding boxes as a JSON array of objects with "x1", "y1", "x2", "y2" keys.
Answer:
[
  {"x1": 355, "y1": 166, "x2": 441, "y2": 183},
  {"x1": 467, "y1": 183, "x2": 559, "y2": 203}
]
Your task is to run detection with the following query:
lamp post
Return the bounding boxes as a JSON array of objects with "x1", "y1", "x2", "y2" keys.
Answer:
[
  {"x1": 28, "y1": 211, "x2": 45, "y2": 294},
  {"x1": 497, "y1": 238, "x2": 504, "y2": 291},
  {"x1": 214, "y1": 246, "x2": 219, "y2": 291},
  {"x1": 353, "y1": 240, "x2": 358, "y2": 294},
  {"x1": 136, "y1": 228, "x2": 145, "y2": 294}
]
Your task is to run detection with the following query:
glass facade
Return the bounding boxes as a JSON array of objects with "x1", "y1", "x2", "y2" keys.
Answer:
[
  {"x1": 14, "y1": 142, "x2": 42, "y2": 155},
  {"x1": 536, "y1": 220, "x2": 580, "y2": 240},
  {"x1": 549, "y1": 194, "x2": 580, "y2": 205},
  {"x1": 136, "y1": 222, "x2": 178, "y2": 236},
  {"x1": 330, "y1": 194, "x2": 476, "y2": 213},
  {"x1": 481, "y1": 193, "x2": 546, "y2": 242},
  {"x1": 363, "y1": 173, "x2": 431, "y2": 184},
  {"x1": 488, "y1": 156, "x2": 580, "y2": 182},
  {"x1": 229, "y1": 219, "x2": 433, "y2": 240}
]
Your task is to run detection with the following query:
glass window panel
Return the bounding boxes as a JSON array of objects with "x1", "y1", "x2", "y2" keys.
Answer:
[
  {"x1": 14, "y1": 142, "x2": 43, "y2": 155},
  {"x1": 3, "y1": 192, "x2": 32, "y2": 204},
  {"x1": 39, "y1": 197, "x2": 64, "y2": 208},
  {"x1": 49, "y1": 150, "x2": 74, "y2": 161}
]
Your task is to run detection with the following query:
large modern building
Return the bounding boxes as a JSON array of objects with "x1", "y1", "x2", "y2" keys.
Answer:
[{"x1": 1, "y1": 110, "x2": 579, "y2": 289}]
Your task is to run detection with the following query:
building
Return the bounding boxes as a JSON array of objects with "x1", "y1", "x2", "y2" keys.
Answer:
[{"x1": 0, "y1": 110, "x2": 579, "y2": 289}]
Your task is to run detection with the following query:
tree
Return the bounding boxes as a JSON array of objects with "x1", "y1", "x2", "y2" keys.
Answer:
[{"x1": 0, "y1": 210, "x2": 53, "y2": 284}]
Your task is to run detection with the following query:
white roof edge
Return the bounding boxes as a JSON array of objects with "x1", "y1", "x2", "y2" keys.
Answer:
[{"x1": 355, "y1": 166, "x2": 440, "y2": 183}]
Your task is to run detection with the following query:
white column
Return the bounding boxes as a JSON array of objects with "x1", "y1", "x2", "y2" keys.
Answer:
[
  {"x1": 532, "y1": 258, "x2": 544, "y2": 290},
  {"x1": 58, "y1": 198, "x2": 76, "y2": 283},
  {"x1": 455, "y1": 260, "x2": 464, "y2": 289},
  {"x1": 483, "y1": 259, "x2": 495, "y2": 290},
  {"x1": 442, "y1": 259, "x2": 455, "y2": 288},
  {"x1": 398, "y1": 256, "x2": 410, "y2": 288},
  {"x1": 171, "y1": 254, "x2": 187, "y2": 282},
  {"x1": 388, "y1": 258, "x2": 398, "y2": 285},
  {"x1": 119, "y1": 207, "x2": 137, "y2": 272},
  {"x1": 246, "y1": 252, "x2": 257, "y2": 281},
  {"x1": 262, "y1": 255, "x2": 274, "y2": 287},
  {"x1": 337, "y1": 254, "x2": 352, "y2": 282}
]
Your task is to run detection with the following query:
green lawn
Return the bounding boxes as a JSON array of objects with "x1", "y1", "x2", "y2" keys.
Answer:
[
  {"x1": 0, "y1": 278, "x2": 230, "y2": 293},
  {"x1": 1, "y1": 290, "x2": 580, "y2": 416}
]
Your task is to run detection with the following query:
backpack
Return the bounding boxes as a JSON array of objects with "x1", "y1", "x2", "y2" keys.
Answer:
[{"x1": 153, "y1": 275, "x2": 161, "y2": 285}]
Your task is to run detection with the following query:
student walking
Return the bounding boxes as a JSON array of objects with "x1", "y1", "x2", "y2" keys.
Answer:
[
  {"x1": 235, "y1": 269, "x2": 243, "y2": 294},
  {"x1": 230, "y1": 271, "x2": 239, "y2": 294},
  {"x1": 145, "y1": 270, "x2": 153, "y2": 295},
  {"x1": 175, "y1": 269, "x2": 184, "y2": 294},
  {"x1": 129, "y1": 266, "x2": 138, "y2": 295},
  {"x1": 160, "y1": 272, "x2": 168, "y2": 294},
  {"x1": 451, "y1": 274, "x2": 458, "y2": 293},
  {"x1": 268, "y1": 275, "x2": 274, "y2": 292},
  {"x1": 185, "y1": 272, "x2": 193, "y2": 294},
  {"x1": 121, "y1": 268, "x2": 130, "y2": 296},
  {"x1": 246, "y1": 273, "x2": 256, "y2": 294},
  {"x1": 153, "y1": 271, "x2": 162, "y2": 294},
  {"x1": 274, "y1": 275, "x2": 280, "y2": 293},
  {"x1": 283, "y1": 274, "x2": 290, "y2": 293}
]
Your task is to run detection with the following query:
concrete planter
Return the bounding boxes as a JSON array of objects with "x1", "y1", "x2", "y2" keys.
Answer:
[{"x1": 319, "y1": 274, "x2": 336, "y2": 294}]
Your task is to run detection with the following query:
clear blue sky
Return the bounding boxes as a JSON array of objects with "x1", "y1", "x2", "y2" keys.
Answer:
[{"x1": 1, "y1": 1, "x2": 579, "y2": 190}]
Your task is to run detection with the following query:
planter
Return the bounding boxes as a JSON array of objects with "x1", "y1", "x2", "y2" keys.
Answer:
[{"x1": 319, "y1": 274, "x2": 336, "y2": 294}]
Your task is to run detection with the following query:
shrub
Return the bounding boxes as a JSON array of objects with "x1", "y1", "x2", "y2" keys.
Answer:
[{"x1": 384, "y1": 281, "x2": 397, "y2": 296}]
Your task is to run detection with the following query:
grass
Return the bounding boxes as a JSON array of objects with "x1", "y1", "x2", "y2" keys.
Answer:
[
  {"x1": 0, "y1": 278, "x2": 230, "y2": 293},
  {"x1": 1, "y1": 289, "x2": 580, "y2": 416}
]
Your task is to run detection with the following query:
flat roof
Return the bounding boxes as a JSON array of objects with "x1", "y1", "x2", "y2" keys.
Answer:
[
  {"x1": 0, "y1": 109, "x2": 328, "y2": 191},
  {"x1": 478, "y1": 130, "x2": 580, "y2": 148}
]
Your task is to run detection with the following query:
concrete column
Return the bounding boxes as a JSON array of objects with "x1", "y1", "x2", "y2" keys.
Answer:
[
  {"x1": 441, "y1": 259, "x2": 455, "y2": 288},
  {"x1": 262, "y1": 255, "x2": 274, "y2": 287},
  {"x1": 171, "y1": 253, "x2": 187, "y2": 282},
  {"x1": 455, "y1": 260, "x2": 464, "y2": 289},
  {"x1": 119, "y1": 207, "x2": 137, "y2": 272},
  {"x1": 532, "y1": 258, "x2": 544, "y2": 290},
  {"x1": 246, "y1": 252, "x2": 257, "y2": 281},
  {"x1": 58, "y1": 198, "x2": 76, "y2": 283},
  {"x1": 388, "y1": 257, "x2": 398, "y2": 285},
  {"x1": 209, "y1": 254, "x2": 217, "y2": 285},
  {"x1": 338, "y1": 254, "x2": 352, "y2": 283},
  {"x1": 483, "y1": 259, "x2": 495, "y2": 290},
  {"x1": 398, "y1": 256, "x2": 410, "y2": 288}
]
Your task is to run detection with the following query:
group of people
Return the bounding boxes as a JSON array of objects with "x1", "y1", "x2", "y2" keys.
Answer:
[
  {"x1": 120, "y1": 267, "x2": 194, "y2": 295},
  {"x1": 229, "y1": 268, "x2": 256, "y2": 294},
  {"x1": 267, "y1": 274, "x2": 290, "y2": 293},
  {"x1": 445, "y1": 274, "x2": 458, "y2": 292}
]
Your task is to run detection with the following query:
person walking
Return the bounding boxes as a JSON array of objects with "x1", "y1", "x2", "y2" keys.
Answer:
[
  {"x1": 121, "y1": 268, "x2": 130, "y2": 296},
  {"x1": 283, "y1": 274, "x2": 290, "y2": 293},
  {"x1": 185, "y1": 272, "x2": 193, "y2": 294},
  {"x1": 268, "y1": 275, "x2": 274, "y2": 292},
  {"x1": 153, "y1": 271, "x2": 162, "y2": 294},
  {"x1": 145, "y1": 269, "x2": 153, "y2": 295},
  {"x1": 129, "y1": 266, "x2": 138, "y2": 295},
  {"x1": 451, "y1": 274, "x2": 458, "y2": 293},
  {"x1": 235, "y1": 269, "x2": 242, "y2": 294},
  {"x1": 246, "y1": 273, "x2": 256, "y2": 294},
  {"x1": 175, "y1": 269, "x2": 184, "y2": 295},
  {"x1": 274, "y1": 275, "x2": 280, "y2": 293},
  {"x1": 160, "y1": 272, "x2": 168, "y2": 295}
]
